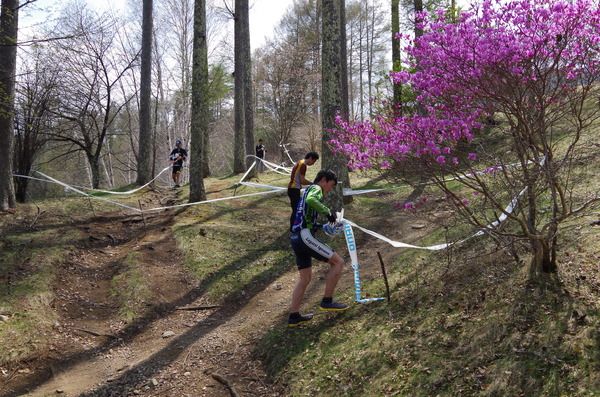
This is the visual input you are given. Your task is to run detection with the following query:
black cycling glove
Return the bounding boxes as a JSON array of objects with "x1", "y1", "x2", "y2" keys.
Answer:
[{"x1": 326, "y1": 212, "x2": 337, "y2": 224}]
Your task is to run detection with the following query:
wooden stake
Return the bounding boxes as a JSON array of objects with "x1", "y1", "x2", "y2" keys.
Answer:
[
  {"x1": 138, "y1": 199, "x2": 147, "y2": 229},
  {"x1": 88, "y1": 196, "x2": 96, "y2": 218},
  {"x1": 377, "y1": 251, "x2": 391, "y2": 303}
]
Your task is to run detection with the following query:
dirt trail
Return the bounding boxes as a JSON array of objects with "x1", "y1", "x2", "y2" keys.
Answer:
[{"x1": 3, "y1": 185, "x2": 437, "y2": 397}]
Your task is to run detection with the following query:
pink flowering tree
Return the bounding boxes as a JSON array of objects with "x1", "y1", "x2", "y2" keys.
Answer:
[{"x1": 332, "y1": 0, "x2": 600, "y2": 273}]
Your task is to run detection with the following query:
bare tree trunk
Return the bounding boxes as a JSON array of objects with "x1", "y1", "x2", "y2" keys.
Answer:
[
  {"x1": 0, "y1": 0, "x2": 18, "y2": 210},
  {"x1": 137, "y1": 0, "x2": 154, "y2": 185},
  {"x1": 152, "y1": 27, "x2": 174, "y2": 181},
  {"x1": 13, "y1": 130, "x2": 31, "y2": 201},
  {"x1": 347, "y1": 20, "x2": 355, "y2": 119},
  {"x1": 13, "y1": 59, "x2": 55, "y2": 203},
  {"x1": 367, "y1": 2, "x2": 374, "y2": 117},
  {"x1": 413, "y1": 0, "x2": 425, "y2": 115},
  {"x1": 101, "y1": 152, "x2": 114, "y2": 188},
  {"x1": 531, "y1": 238, "x2": 557, "y2": 273},
  {"x1": 232, "y1": 0, "x2": 245, "y2": 173},
  {"x1": 83, "y1": 154, "x2": 93, "y2": 188},
  {"x1": 358, "y1": 14, "x2": 364, "y2": 119},
  {"x1": 339, "y1": 0, "x2": 349, "y2": 118},
  {"x1": 414, "y1": 0, "x2": 423, "y2": 38},
  {"x1": 240, "y1": 0, "x2": 255, "y2": 175},
  {"x1": 321, "y1": 0, "x2": 351, "y2": 210},
  {"x1": 391, "y1": 0, "x2": 401, "y2": 111},
  {"x1": 88, "y1": 154, "x2": 102, "y2": 189},
  {"x1": 189, "y1": 0, "x2": 208, "y2": 202}
]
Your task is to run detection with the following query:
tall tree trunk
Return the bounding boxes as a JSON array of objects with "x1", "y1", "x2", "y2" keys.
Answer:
[
  {"x1": 358, "y1": 14, "x2": 364, "y2": 119},
  {"x1": 241, "y1": 0, "x2": 255, "y2": 175},
  {"x1": 321, "y1": 0, "x2": 351, "y2": 211},
  {"x1": 13, "y1": 128, "x2": 31, "y2": 203},
  {"x1": 232, "y1": 0, "x2": 245, "y2": 173},
  {"x1": 414, "y1": 0, "x2": 423, "y2": 38},
  {"x1": 137, "y1": 0, "x2": 153, "y2": 185},
  {"x1": 189, "y1": 0, "x2": 208, "y2": 202},
  {"x1": 0, "y1": 0, "x2": 18, "y2": 210},
  {"x1": 407, "y1": 0, "x2": 429, "y2": 198},
  {"x1": 391, "y1": 0, "x2": 402, "y2": 111},
  {"x1": 14, "y1": 141, "x2": 31, "y2": 202},
  {"x1": 89, "y1": 154, "x2": 102, "y2": 190},
  {"x1": 152, "y1": 28, "x2": 171, "y2": 178},
  {"x1": 339, "y1": 0, "x2": 349, "y2": 117},
  {"x1": 367, "y1": 3, "x2": 374, "y2": 117}
]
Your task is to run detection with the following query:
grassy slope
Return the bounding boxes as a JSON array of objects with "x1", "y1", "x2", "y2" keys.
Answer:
[
  {"x1": 0, "y1": 194, "x2": 143, "y2": 366},
  {"x1": 248, "y1": 173, "x2": 600, "y2": 396},
  {"x1": 1, "y1": 168, "x2": 599, "y2": 396}
]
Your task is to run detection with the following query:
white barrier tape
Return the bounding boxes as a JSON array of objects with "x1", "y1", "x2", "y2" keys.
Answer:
[
  {"x1": 14, "y1": 173, "x2": 112, "y2": 192},
  {"x1": 238, "y1": 182, "x2": 287, "y2": 191},
  {"x1": 343, "y1": 186, "x2": 528, "y2": 251},
  {"x1": 242, "y1": 155, "x2": 291, "y2": 177},
  {"x1": 236, "y1": 154, "x2": 536, "y2": 197},
  {"x1": 34, "y1": 171, "x2": 143, "y2": 213},
  {"x1": 91, "y1": 166, "x2": 172, "y2": 195},
  {"x1": 31, "y1": 170, "x2": 286, "y2": 214},
  {"x1": 345, "y1": 218, "x2": 450, "y2": 251},
  {"x1": 22, "y1": 157, "x2": 535, "y2": 250},
  {"x1": 262, "y1": 158, "x2": 291, "y2": 174},
  {"x1": 238, "y1": 160, "x2": 257, "y2": 184},
  {"x1": 16, "y1": 166, "x2": 172, "y2": 196},
  {"x1": 343, "y1": 220, "x2": 385, "y2": 303},
  {"x1": 280, "y1": 142, "x2": 295, "y2": 165},
  {"x1": 13, "y1": 174, "x2": 57, "y2": 183},
  {"x1": 141, "y1": 189, "x2": 284, "y2": 212},
  {"x1": 236, "y1": 160, "x2": 527, "y2": 197},
  {"x1": 343, "y1": 184, "x2": 413, "y2": 196},
  {"x1": 342, "y1": 158, "x2": 540, "y2": 196}
]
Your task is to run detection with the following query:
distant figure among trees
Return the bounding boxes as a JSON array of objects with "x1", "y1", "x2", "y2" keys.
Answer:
[
  {"x1": 169, "y1": 140, "x2": 188, "y2": 188},
  {"x1": 255, "y1": 139, "x2": 266, "y2": 173}
]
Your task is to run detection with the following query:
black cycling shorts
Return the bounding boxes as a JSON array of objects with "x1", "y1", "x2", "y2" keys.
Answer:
[{"x1": 290, "y1": 228, "x2": 334, "y2": 269}]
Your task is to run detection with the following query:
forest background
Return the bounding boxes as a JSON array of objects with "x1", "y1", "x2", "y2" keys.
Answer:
[{"x1": 4, "y1": 0, "x2": 408, "y2": 200}]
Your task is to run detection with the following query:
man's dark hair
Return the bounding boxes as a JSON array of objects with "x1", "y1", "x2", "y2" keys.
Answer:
[
  {"x1": 314, "y1": 169, "x2": 337, "y2": 185},
  {"x1": 305, "y1": 152, "x2": 319, "y2": 160}
]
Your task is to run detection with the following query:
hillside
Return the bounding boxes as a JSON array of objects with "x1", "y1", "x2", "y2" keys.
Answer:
[{"x1": 0, "y1": 170, "x2": 598, "y2": 396}]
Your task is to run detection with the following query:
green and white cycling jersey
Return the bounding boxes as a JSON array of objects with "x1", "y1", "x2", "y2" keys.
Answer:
[{"x1": 291, "y1": 184, "x2": 331, "y2": 232}]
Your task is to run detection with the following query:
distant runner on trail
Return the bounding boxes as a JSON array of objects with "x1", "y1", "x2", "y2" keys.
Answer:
[
  {"x1": 287, "y1": 152, "x2": 319, "y2": 231},
  {"x1": 288, "y1": 168, "x2": 349, "y2": 327},
  {"x1": 169, "y1": 140, "x2": 188, "y2": 188}
]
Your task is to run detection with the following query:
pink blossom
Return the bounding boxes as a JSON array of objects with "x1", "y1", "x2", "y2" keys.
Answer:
[{"x1": 330, "y1": 0, "x2": 600, "y2": 175}]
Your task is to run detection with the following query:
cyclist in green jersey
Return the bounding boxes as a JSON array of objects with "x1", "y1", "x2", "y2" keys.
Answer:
[{"x1": 288, "y1": 169, "x2": 349, "y2": 327}]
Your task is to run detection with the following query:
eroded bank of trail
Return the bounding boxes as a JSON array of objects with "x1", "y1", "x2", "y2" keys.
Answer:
[
  {"x1": 4, "y1": 183, "x2": 439, "y2": 397},
  {"x1": 3, "y1": 186, "x2": 289, "y2": 396}
]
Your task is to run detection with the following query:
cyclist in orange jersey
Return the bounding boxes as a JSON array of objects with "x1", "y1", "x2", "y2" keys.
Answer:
[{"x1": 287, "y1": 152, "x2": 319, "y2": 231}]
